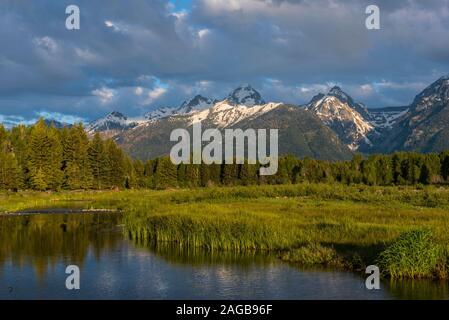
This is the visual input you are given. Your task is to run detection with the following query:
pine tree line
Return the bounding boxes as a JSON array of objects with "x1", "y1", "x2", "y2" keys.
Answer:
[
  {"x1": 1, "y1": 119, "x2": 449, "y2": 191},
  {"x1": 129, "y1": 152, "x2": 449, "y2": 189},
  {"x1": 0, "y1": 119, "x2": 131, "y2": 191}
]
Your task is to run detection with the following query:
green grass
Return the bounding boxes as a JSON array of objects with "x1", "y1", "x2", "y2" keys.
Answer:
[
  {"x1": 279, "y1": 243, "x2": 343, "y2": 267},
  {"x1": 377, "y1": 229, "x2": 448, "y2": 279},
  {"x1": 2, "y1": 183, "x2": 449, "y2": 279}
]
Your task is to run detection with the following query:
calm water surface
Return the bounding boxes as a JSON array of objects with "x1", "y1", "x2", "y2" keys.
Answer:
[{"x1": 0, "y1": 212, "x2": 448, "y2": 300}]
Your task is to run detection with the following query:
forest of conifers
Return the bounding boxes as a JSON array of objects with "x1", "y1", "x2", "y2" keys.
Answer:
[{"x1": 1, "y1": 119, "x2": 449, "y2": 191}]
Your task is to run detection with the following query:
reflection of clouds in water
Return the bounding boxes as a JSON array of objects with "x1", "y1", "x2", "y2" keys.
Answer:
[
  {"x1": 134, "y1": 250, "x2": 170, "y2": 299},
  {"x1": 80, "y1": 240, "x2": 384, "y2": 299}
]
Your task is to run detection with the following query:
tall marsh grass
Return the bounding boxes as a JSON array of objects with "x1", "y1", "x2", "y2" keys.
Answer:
[
  {"x1": 3, "y1": 183, "x2": 449, "y2": 278},
  {"x1": 377, "y1": 230, "x2": 447, "y2": 279}
]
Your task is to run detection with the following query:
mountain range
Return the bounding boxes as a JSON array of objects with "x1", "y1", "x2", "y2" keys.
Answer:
[{"x1": 13, "y1": 76, "x2": 449, "y2": 161}]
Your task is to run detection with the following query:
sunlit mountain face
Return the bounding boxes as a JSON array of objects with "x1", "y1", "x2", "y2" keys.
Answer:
[{"x1": 83, "y1": 76, "x2": 449, "y2": 158}]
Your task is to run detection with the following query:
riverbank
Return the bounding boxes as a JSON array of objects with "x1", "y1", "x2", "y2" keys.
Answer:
[{"x1": 2, "y1": 184, "x2": 449, "y2": 279}]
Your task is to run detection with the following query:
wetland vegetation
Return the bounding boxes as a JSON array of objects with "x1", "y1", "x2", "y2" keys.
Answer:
[{"x1": 2, "y1": 183, "x2": 449, "y2": 280}]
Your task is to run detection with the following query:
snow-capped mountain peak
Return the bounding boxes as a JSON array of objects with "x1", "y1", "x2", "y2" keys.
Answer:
[
  {"x1": 144, "y1": 106, "x2": 177, "y2": 121},
  {"x1": 402, "y1": 74, "x2": 449, "y2": 129},
  {"x1": 413, "y1": 75, "x2": 449, "y2": 111},
  {"x1": 189, "y1": 100, "x2": 281, "y2": 127},
  {"x1": 177, "y1": 95, "x2": 215, "y2": 114},
  {"x1": 328, "y1": 86, "x2": 351, "y2": 103},
  {"x1": 144, "y1": 95, "x2": 215, "y2": 121},
  {"x1": 305, "y1": 88, "x2": 374, "y2": 150},
  {"x1": 87, "y1": 111, "x2": 138, "y2": 136},
  {"x1": 227, "y1": 84, "x2": 265, "y2": 106}
]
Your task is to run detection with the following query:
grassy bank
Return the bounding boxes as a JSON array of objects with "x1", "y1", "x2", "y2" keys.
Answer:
[{"x1": 2, "y1": 183, "x2": 449, "y2": 279}]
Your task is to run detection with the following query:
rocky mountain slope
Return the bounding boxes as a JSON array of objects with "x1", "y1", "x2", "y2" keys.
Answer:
[
  {"x1": 144, "y1": 95, "x2": 216, "y2": 121},
  {"x1": 117, "y1": 104, "x2": 353, "y2": 161},
  {"x1": 86, "y1": 111, "x2": 140, "y2": 138},
  {"x1": 304, "y1": 86, "x2": 374, "y2": 151},
  {"x1": 85, "y1": 75, "x2": 449, "y2": 159},
  {"x1": 378, "y1": 76, "x2": 449, "y2": 153},
  {"x1": 367, "y1": 106, "x2": 409, "y2": 129},
  {"x1": 112, "y1": 86, "x2": 352, "y2": 160}
]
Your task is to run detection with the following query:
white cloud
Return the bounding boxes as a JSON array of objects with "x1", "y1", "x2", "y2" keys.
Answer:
[
  {"x1": 36, "y1": 111, "x2": 86, "y2": 124},
  {"x1": 198, "y1": 28, "x2": 210, "y2": 39},
  {"x1": 92, "y1": 87, "x2": 115, "y2": 104},
  {"x1": 148, "y1": 87, "x2": 167, "y2": 100},
  {"x1": 143, "y1": 86, "x2": 168, "y2": 105},
  {"x1": 134, "y1": 87, "x2": 144, "y2": 95},
  {"x1": 358, "y1": 84, "x2": 374, "y2": 97},
  {"x1": 104, "y1": 20, "x2": 123, "y2": 32},
  {"x1": 75, "y1": 47, "x2": 98, "y2": 63},
  {"x1": 172, "y1": 10, "x2": 188, "y2": 20},
  {"x1": 373, "y1": 80, "x2": 427, "y2": 91},
  {"x1": 33, "y1": 36, "x2": 58, "y2": 53}
]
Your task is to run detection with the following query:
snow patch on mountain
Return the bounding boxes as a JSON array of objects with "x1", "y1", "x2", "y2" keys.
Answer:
[
  {"x1": 144, "y1": 95, "x2": 215, "y2": 122},
  {"x1": 305, "y1": 87, "x2": 374, "y2": 150},
  {"x1": 227, "y1": 84, "x2": 265, "y2": 106},
  {"x1": 141, "y1": 86, "x2": 278, "y2": 128},
  {"x1": 411, "y1": 76, "x2": 449, "y2": 116},
  {"x1": 177, "y1": 95, "x2": 215, "y2": 114},
  {"x1": 144, "y1": 107, "x2": 177, "y2": 121},
  {"x1": 368, "y1": 107, "x2": 409, "y2": 129},
  {"x1": 88, "y1": 85, "x2": 280, "y2": 137},
  {"x1": 190, "y1": 101, "x2": 281, "y2": 127},
  {"x1": 87, "y1": 111, "x2": 139, "y2": 135}
]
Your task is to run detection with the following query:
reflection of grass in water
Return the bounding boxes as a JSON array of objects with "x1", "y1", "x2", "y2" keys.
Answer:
[
  {"x1": 387, "y1": 279, "x2": 449, "y2": 300},
  {"x1": 131, "y1": 239, "x2": 276, "y2": 267}
]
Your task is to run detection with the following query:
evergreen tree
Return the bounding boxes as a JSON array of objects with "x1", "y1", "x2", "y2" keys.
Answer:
[
  {"x1": 8, "y1": 125, "x2": 29, "y2": 184},
  {"x1": 441, "y1": 151, "x2": 449, "y2": 181},
  {"x1": 27, "y1": 119, "x2": 63, "y2": 190},
  {"x1": 419, "y1": 163, "x2": 431, "y2": 184},
  {"x1": 185, "y1": 164, "x2": 200, "y2": 187},
  {"x1": 177, "y1": 163, "x2": 187, "y2": 187},
  {"x1": 132, "y1": 159, "x2": 145, "y2": 188},
  {"x1": 63, "y1": 124, "x2": 93, "y2": 189},
  {"x1": 238, "y1": 161, "x2": 258, "y2": 185},
  {"x1": 0, "y1": 152, "x2": 22, "y2": 190},
  {"x1": 153, "y1": 157, "x2": 178, "y2": 189},
  {"x1": 88, "y1": 133, "x2": 109, "y2": 189},
  {"x1": 222, "y1": 163, "x2": 238, "y2": 185},
  {"x1": 105, "y1": 139, "x2": 126, "y2": 188}
]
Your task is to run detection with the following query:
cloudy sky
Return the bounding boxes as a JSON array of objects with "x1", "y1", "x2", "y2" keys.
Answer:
[{"x1": 1, "y1": 0, "x2": 449, "y2": 125}]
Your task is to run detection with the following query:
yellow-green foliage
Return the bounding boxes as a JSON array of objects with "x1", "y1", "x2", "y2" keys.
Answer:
[
  {"x1": 377, "y1": 230, "x2": 446, "y2": 279},
  {"x1": 2, "y1": 183, "x2": 449, "y2": 278},
  {"x1": 280, "y1": 243, "x2": 343, "y2": 267}
]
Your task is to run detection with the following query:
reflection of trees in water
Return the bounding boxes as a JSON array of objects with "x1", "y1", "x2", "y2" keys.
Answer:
[
  {"x1": 0, "y1": 213, "x2": 122, "y2": 281},
  {"x1": 386, "y1": 279, "x2": 449, "y2": 300}
]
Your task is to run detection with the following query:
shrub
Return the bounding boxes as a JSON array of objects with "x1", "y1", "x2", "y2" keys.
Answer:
[
  {"x1": 280, "y1": 243, "x2": 342, "y2": 267},
  {"x1": 377, "y1": 230, "x2": 444, "y2": 279}
]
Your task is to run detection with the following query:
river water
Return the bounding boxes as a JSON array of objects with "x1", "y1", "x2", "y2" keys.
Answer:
[{"x1": 0, "y1": 212, "x2": 447, "y2": 300}]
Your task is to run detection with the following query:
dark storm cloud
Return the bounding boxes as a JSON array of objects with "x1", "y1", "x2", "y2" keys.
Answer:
[{"x1": 0, "y1": 0, "x2": 448, "y2": 123}]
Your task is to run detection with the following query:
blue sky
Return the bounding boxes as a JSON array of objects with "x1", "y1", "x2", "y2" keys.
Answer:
[
  {"x1": 169, "y1": 0, "x2": 192, "y2": 11},
  {"x1": 0, "y1": 0, "x2": 448, "y2": 124}
]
